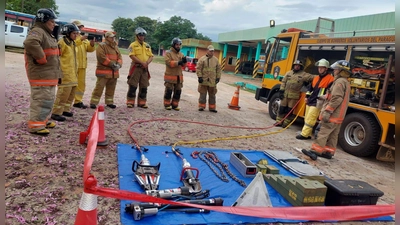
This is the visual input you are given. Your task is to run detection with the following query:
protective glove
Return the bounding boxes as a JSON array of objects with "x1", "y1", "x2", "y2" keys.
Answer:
[
  {"x1": 182, "y1": 56, "x2": 187, "y2": 64},
  {"x1": 216, "y1": 78, "x2": 220, "y2": 84},
  {"x1": 112, "y1": 63, "x2": 121, "y2": 71},
  {"x1": 321, "y1": 111, "x2": 331, "y2": 123},
  {"x1": 279, "y1": 89, "x2": 284, "y2": 100},
  {"x1": 127, "y1": 76, "x2": 131, "y2": 80},
  {"x1": 58, "y1": 78, "x2": 62, "y2": 84},
  {"x1": 198, "y1": 77, "x2": 204, "y2": 83},
  {"x1": 178, "y1": 61, "x2": 183, "y2": 66}
]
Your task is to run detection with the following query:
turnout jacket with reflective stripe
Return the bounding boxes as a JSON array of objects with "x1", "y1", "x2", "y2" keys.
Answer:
[
  {"x1": 196, "y1": 55, "x2": 221, "y2": 87},
  {"x1": 24, "y1": 22, "x2": 62, "y2": 86},
  {"x1": 320, "y1": 76, "x2": 350, "y2": 124},
  {"x1": 164, "y1": 47, "x2": 185, "y2": 84},
  {"x1": 95, "y1": 40, "x2": 122, "y2": 78}
]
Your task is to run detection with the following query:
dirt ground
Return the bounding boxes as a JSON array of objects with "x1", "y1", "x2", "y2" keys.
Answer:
[{"x1": 5, "y1": 51, "x2": 395, "y2": 225}]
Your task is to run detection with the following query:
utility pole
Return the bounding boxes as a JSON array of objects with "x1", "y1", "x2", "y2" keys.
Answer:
[{"x1": 21, "y1": 0, "x2": 24, "y2": 13}]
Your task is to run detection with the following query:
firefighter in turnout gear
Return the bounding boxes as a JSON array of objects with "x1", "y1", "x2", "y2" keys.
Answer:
[
  {"x1": 51, "y1": 23, "x2": 80, "y2": 121},
  {"x1": 196, "y1": 45, "x2": 221, "y2": 112},
  {"x1": 126, "y1": 27, "x2": 154, "y2": 108},
  {"x1": 296, "y1": 58, "x2": 334, "y2": 139},
  {"x1": 24, "y1": 8, "x2": 61, "y2": 134},
  {"x1": 72, "y1": 20, "x2": 96, "y2": 109},
  {"x1": 163, "y1": 37, "x2": 187, "y2": 111},
  {"x1": 276, "y1": 60, "x2": 314, "y2": 128},
  {"x1": 309, "y1": 60, "x2": 351, "y2": 159},
  {"x1": 89, "y1": 31, "x2": 123, "y2": 109}
]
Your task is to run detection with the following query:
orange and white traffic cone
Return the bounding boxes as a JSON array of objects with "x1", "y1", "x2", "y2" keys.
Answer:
[
  {"x1": 74, "y1": 176, "x2": 98, "y2": 225},
  {"x1": 97, "y1": 105, "x2": 108, "y2": 146},
  {"x1": 228, "y1": 86, "x2": 241, "y2": 110}
]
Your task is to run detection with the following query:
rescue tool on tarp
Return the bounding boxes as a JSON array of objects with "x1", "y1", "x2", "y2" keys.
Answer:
[
  {"x1": 131, "y1": 145, "x2": 161, "y2": 191},
  {"x1": 125, "y1": 198, "x2": 223, "y2": 221},
  {"x1": 171, "y1": 147, "x2": 202, "y2": 193},
  {"x1": 145, "y1": 186, "x2": 210, "y2": 199}
]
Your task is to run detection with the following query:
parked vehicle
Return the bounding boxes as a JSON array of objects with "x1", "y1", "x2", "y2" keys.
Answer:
[
  {"x1": 255, "y1": 24, "x2": 395, "y2": 162},
  {"x1": 5, "y1": 21, "x2": 29, "y2": 48},
  {"x1": 182, "y1": 57, "x2": 198, "y2": 72}
]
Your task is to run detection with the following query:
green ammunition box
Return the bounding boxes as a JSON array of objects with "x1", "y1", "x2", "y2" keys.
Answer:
[
  {"x1": 256, "y1": 164, "x2": 268, "y2": 174},
  {"x1": 266, "y1": 165, "x2": 280, "y2": 174}
]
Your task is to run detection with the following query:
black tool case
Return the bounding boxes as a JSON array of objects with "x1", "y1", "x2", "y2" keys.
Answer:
[{"x1": 324, "y1": 179, "x2": 384, "y2": 206}]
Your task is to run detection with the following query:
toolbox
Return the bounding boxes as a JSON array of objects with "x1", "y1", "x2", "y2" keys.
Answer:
[{"x1": 324, "y1": 179, "x2": 384, "y2": 206}]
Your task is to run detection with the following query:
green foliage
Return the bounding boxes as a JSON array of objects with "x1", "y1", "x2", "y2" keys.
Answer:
[
  {"x1": 112, "y1": 15, "x2": 212, "y2": 52},
  {"x1": 6, "y1": 0, "x2": 59, "y2": 16},
  {"x1": 111, "y1": 17, "x2": 135, "y2": 41},
  {"x1": 153, "y1": 15, "x2": 198, "y2": 50}
]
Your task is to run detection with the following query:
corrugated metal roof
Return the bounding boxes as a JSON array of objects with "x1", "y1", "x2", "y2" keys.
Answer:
[{"x1": 218, "y1": 12, "x2": 394, "y2": 43}]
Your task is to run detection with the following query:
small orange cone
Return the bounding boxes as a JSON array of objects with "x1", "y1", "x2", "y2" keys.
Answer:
[
  {"x1": 96, "y1": 105, "x2": 108, "y2": 146},
  {"x1": 228, "y1": 86, "x2": 241, "y2": 110}
]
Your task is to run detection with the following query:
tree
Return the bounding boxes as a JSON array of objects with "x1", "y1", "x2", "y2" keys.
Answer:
[
  {"x1": 111, "y1": 17, "x2": 135, "y2": 41},
  {"x1": 131, "y1": 16, "x2": 158, "y2": 50},
  {"x1": 6, "y1": 0, "x2": 59, "y2": 15},
  {"x1": 153, "y1": 15, "x2": 211, "y2": 50},
  {"x1": 195, "y1": 33, "x2": 212, "y2": 41}
]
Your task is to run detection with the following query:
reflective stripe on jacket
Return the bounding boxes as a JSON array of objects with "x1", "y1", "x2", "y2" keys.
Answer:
[
  {"x1": 164, "y1": 48, "x2": 184, "y2": 84},
  {"x1": 24, "y1": 22, "x2": 62, "y2": 86},
  {"x1": 196, "y1": 55, "x2": 221, "y2": 87},
  {"x1": 320, "y1": 76, "x2": 350, "y2": 124},
  {"x1": 95, "y1": 41, "x2": 122, "y2": 78}
]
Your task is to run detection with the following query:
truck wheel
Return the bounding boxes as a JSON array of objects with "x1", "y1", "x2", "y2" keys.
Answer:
[
  {"x1": 184, "y1": 66, "x2": 189, "y2": 72},
  {"x1": 338, "y1": 112, "x2": 380, "y2": 157},
  {"x1": 268, "y1": 92, "x2": 280, "y2": 120}
]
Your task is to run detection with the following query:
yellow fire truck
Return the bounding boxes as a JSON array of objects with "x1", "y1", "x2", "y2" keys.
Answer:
[{"x1": 255, "y1": 27, "x2": 395, "y2": 162}]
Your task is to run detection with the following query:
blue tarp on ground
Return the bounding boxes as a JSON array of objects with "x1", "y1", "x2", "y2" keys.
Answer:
[{"x1": 117, "y1": 144, "x2": 393, "y2": 225}]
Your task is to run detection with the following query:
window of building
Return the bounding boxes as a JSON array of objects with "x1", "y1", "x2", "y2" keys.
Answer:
[{"x1": 228, "y1": 56, "x2": 236, "y2": 65}]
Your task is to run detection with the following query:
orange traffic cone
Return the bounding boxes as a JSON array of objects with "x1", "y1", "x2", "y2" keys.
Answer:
[
  {"x1": 96, "y1": 105, "x2": 108, "y2": 146},
  {"x1": 74, "y1": 176, "x2": 98, "y2": 225},
  {"x1": 228, "y1": 86, "x2": 241, "y2": 110}
]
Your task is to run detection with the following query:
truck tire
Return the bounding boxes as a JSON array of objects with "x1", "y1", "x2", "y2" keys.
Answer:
[
  {"x1": 268, "y1": 92, "x2": 280, "y2": 120},
  {"x1": 338, "y1": 112, "x2": 380, "y2": 157},
  {"x1": 184, "y1": 66, "x2": 189, "y2": 72}
]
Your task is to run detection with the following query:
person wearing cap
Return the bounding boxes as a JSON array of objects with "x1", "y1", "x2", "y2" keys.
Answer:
[
  {"x1": 89, "y1": 31, "x2": 122, "y2": 109},
  {"x1": 163, "y1": 37, "x2": 187, "y2": 111},
  {"x1": 304, "y1": 60, "x2": 351, "y2": 159},
  {"x1": 71, "y1": 20, "x2": 96, "y2": 109},
  {"x1": 196, "y1": 45, "x2": 221, "y2": 112},
  {"x1": 296, "y1": 58, "x2": 334, "y2": 140},
  {"x1": 275, "y1": 60, "x2": 314, "y2": 128},
  {"x1": 24, "y1": 8, "x2": 62, "y2": 135},
  {"x1": 126, "y1": 27, "x2": 154, "y2": 108}
]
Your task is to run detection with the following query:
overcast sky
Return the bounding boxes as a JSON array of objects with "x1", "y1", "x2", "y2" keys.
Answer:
[{"x1": 55, "y1": 0, "x2": 395, "y2": 41}]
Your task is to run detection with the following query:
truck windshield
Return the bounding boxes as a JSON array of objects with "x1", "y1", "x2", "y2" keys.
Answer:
[{"x1": 272, "y1": 37, "x2": 292, "y2": 62}]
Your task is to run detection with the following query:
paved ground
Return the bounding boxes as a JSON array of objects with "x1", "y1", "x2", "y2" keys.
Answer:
[{"x1": 5, "y1": 50, "x2": 395, "y2": 225}]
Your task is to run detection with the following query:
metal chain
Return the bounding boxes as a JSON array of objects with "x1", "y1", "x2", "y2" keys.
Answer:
[
  {"x1": 207, "y1": 151, "x2": 247, "y2": 187},
  {"x1": 193, "y1": 151, "x2": 247, "y2": 187},
  {"x1": 196, "y1": 151, "x2": 229, "y2": 182}
]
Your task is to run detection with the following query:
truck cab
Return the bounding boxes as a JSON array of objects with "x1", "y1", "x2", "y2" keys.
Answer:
[
  {"x1": 5, "y1": 21, "x2": 29, "y2": 48},
  {"x1": 255, "y1": 27, "x2": 395, "y2": 162}
]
